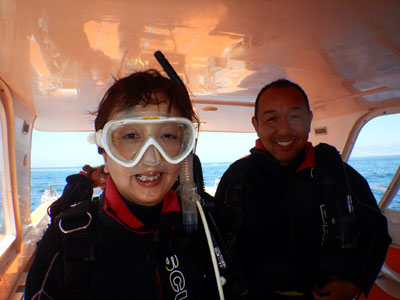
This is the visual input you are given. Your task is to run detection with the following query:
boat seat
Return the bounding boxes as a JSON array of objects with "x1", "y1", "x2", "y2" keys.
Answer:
[{"x1": 375, "y1": 263, "x2": 400, "y2": 299}]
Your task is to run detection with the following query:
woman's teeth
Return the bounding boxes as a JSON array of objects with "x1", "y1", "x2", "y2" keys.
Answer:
[
  {"x1": 277, "y1": 140, "x2": 293, "y2": 146},
  {"x1": 136, "y1": 173, "x2": 161, "y2": 182}
]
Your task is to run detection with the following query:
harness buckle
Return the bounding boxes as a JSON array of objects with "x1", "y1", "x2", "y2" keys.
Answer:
[{"x1": 58, "y1": 211, "x2": 93, "y2": 234}]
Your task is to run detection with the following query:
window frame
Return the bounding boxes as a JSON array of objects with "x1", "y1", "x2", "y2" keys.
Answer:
[
  {"x1": 344, "y1": 109, "x2": 400, "y2": 211},
  {"x1": 0, "y1": 81, "x2": 19, "y2": 274}
]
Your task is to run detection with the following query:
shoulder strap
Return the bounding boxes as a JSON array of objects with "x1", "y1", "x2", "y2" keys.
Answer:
[
  {"x1": 314, "y1": 143, "x2": 358, "y2": 250},
  {"x1": 48, "y1": 174, "x2": 95, "y2": 223},
  {"x1": 55, "y1": 198, "x2": 100, "y2": 299}
]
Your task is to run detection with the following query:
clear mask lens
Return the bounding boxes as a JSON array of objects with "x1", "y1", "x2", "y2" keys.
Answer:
[{"x1": 92, "y1": 117, "x2": 195, "y2": 167}]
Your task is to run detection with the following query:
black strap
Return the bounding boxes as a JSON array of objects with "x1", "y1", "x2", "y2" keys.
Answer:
[
  {"x1": 55, "y1": 199, "x2": 100, "y2": 299},
  {"x1": 48, "y1": 174, "x2": 95, "y2": 223}
]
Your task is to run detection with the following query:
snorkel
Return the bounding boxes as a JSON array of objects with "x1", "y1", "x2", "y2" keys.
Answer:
[
  {"x1": 155, "y1": 51, "x2": 225, "y2": 300},
  {"x1": 154, "y1": 50, "x2": 200, "y2": 233}
]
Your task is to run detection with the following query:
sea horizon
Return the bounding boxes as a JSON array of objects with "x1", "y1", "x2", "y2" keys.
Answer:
[
  {"x1": 30, "y1": 155, "x2": 400, "y2": 212},
  {"x1": 30, "y1": 153, "x2": 400, "y2": 169}
]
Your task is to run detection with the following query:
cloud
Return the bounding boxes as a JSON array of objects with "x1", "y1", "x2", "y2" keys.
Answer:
[{"x1": 351, "y1": 144, "x2": 400, "y2": 157}]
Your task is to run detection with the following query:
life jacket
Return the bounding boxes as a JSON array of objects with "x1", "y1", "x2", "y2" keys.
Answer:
[
  {"x1": 190, "y1": 154, "x2": 250, "y2": 298},
  {"x1": 213, "y1": 143, "x2": 361, "y2": 297},
  {"x1": 313, "y1": 143, "x2": 359, "y2": 250},
  {"x1": 54, "y1": 198, "x2": 99, "y2": 299},
  {"x1": 52, "y1": 154, "x2": 224, "y2": 300},
  {"x1": 225, "y1": 142, "x2": 358, "y2": 251},
  {"x1": 54, "y1": 194, "x2": 221, "y2": 299}
]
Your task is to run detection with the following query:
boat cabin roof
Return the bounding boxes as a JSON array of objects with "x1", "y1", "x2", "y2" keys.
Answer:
[{"x1": 0, "y1": 0, "x2": 399, "y2": 155}]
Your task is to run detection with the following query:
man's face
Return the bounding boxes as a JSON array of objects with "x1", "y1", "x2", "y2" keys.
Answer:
[{"x1": 252, "y1": 86, "x2": 313, "y2": 166}]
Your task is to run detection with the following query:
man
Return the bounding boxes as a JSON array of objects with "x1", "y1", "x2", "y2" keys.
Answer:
[
  {"x1": 47, "y1": 164, "x2": 108, "y2": 222},
  {"x1": 215, "y1": 79, "x2": 391, "y2": 300}
]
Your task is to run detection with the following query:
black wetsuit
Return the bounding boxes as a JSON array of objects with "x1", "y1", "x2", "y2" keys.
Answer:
[
  {"x1": 25, "y1": 178, "x2": 220, "y2": 300},
  {"x1": 215, "y1": 141, "x2": 391, "y2": 299}
]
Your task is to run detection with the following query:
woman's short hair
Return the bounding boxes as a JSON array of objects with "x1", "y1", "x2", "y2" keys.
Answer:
[{"x1": 94, "y1": 69, "x2": 199, "y2": 131}]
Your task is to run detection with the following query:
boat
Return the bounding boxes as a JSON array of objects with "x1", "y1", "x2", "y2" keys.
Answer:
[
  {"x1": 40, "y1": 185, "x2": 60, "y2": 203},
  {"x1": 0, "y1": 0, "x2": 399, "y2": 299}
]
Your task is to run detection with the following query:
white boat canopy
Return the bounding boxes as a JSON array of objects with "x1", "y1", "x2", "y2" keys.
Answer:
[{"x1": 0, "y1": 0, "x2": 399, "y2": 155}]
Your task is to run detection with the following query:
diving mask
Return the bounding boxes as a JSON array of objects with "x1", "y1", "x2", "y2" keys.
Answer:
[{"x1": 88, "y1": 116, "x2": 196, "y2": 167}]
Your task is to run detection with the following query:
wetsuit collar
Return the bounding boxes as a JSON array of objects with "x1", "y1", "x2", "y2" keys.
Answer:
[
  {"x1": 79, "y1": 170, "x2": 90, "y2": 178},
  {"x1": 102, "y1": 177, "x2": 180, "y2": 233},
  {"x1": 254, "y1": 139, "x2": 315, "y2": 172}
]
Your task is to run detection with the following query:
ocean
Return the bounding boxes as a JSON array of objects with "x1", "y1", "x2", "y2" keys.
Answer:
[{"x1": 30, "y1": 155, "x2": 400, "y2": 212}]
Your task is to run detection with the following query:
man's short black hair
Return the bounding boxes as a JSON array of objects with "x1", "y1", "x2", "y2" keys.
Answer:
[{"x1": 254, "y1": 79, "x2": 310, "y2": 119}]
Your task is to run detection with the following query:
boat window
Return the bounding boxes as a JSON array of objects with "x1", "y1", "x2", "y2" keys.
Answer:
[
  {"x1": 348, "y1": 113, "x2": 400, "y2": 210},
  {"x1": 0, "y1": 99, "x2": 16, "y2": 251},
  {"x1": 0, "y1": 126, "x2": 4, "y2": 236}
]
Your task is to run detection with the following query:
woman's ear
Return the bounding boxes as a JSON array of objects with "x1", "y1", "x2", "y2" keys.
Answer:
[{"x1": 102, "y1": 154, "x2": 110, "y2": 174}]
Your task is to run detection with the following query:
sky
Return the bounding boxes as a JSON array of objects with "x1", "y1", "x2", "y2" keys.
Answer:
[{"x1": 31, "y1": 113, "x2": 400, "y2": 168}]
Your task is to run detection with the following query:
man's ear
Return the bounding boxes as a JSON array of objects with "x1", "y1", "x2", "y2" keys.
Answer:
[
  {"x1": 307, "y1": 110, "x2": 314, "y2": 132},
  {"x1": 251, "y1": 116, "x2": 260, "y2": 137},
  {"x1": 308, "y1": 110, "x2": 313, "y2": 122}
]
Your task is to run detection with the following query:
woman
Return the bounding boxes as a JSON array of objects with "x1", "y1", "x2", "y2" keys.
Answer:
[{"x1": 25, "y1": 70, "x2": 221, "y2": 300}]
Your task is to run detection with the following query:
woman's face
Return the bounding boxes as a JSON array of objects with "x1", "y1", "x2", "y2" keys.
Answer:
[{"x1": 103, "y1": 101, "x2": 183, "y2": 206}]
